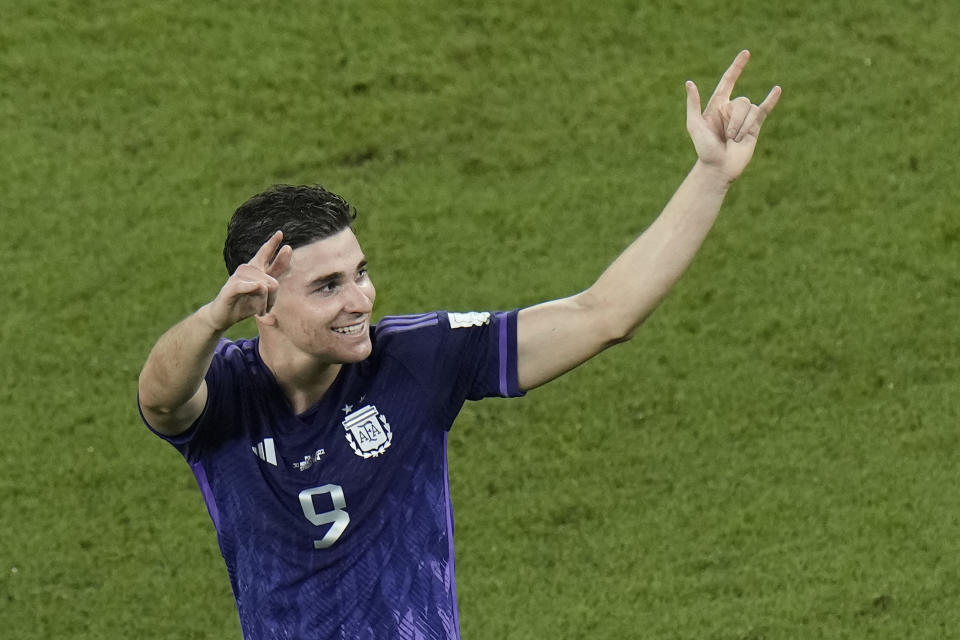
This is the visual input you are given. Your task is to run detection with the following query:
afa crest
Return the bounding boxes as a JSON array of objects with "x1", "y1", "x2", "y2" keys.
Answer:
[{"x1": 342, "y1": 405, "x2": 392, "y2": 458}]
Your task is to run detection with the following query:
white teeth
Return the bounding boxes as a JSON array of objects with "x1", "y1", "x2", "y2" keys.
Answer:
[{"x1": 332, "y1": 322, "x2": 364, "y2": 335}]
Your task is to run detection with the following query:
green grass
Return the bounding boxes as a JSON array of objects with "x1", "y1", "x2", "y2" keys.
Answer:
[{"x1": 3, "y1": 0, "x2": 960, "y2": 637}]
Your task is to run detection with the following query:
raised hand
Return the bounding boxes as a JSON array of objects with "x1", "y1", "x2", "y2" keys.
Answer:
[
  {"x1": 203, "y1": 230, "x2": 293, "y2": 332},
  {"x1": 685, "y1": 50, "x2": 781, "y2": 182}
]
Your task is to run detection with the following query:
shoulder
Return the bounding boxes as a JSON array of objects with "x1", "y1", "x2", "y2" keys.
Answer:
[
  {"x1": 207, "y1": 337, "x2": 268, "y2": 385},
  {"x1": 183, "y1": 338, "x2": 270, "y2": 452},
  {"x1": 369, "y1": 310, "x2": 512, "y2": 365},
  {"x1": 374, "y1": 312, "x2": 444, "y2": 336},
  {"x1": 373, "y1": 311, "x2": 496, "y2": 339},
  {"x1": 371, "y1": 312, "x2": 443, "y2": 349},
  {"x1": 370, "y1": 311, "x2": 497, "y2": 350},
  {"x1": 369, "y1": 310, "x2": 523, "y2": 403}
]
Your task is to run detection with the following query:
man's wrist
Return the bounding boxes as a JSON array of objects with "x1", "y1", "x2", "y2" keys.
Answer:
[
  {"x1": 195, "y1": 303, "x2": 229, "y2": 336},
  {"x1": 691, "y1": 160, "x2": 734, "y2": 192}
]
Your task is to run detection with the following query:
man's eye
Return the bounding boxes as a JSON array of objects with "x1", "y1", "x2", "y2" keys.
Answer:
[
  {"x1": 316, "y1": 283, "x2": 339, "y2": 295},
  {"x1": 356, "y1": 269, "x2": 368, "y2": 281}
]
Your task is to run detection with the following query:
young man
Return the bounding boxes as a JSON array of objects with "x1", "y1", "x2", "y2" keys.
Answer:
[{"x1": 138, "y1": 51, "x2": 780, "y2": 639}]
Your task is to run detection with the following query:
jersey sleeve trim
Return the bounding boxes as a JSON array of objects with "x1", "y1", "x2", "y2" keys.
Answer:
[
  {"x1": 375, "y1": 312, "x2": 440, "y2": 338},
  {"x1": 136, "y1": 393, "x2": 202, "y2": 446},
  {"x1": 189, "y1": 460, "x2": 221, "y2": 532},
  {"x1": 497, "y1": 310, "x2": 524, "y2": 398}
]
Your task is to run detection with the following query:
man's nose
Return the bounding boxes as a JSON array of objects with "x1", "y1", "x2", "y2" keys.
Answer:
[{"x1": 343, "y1": 280, "x2": 373, "y2": 312}]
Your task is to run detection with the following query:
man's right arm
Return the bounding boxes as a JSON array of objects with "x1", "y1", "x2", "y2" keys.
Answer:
[
  {"x1": 137, "y1": 306, "x2": 224, "y2": 436},
  {"x1": 137, "y1": 230, "x2": 291, "y2": 436}
]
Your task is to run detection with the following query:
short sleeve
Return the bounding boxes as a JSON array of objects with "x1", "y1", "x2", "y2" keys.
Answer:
[
  {"x1": 441, "y1": 310, "x2": 524, "y2": 401},
  {"x1": 372, "y1": 310, "x2": 525, "y2": 426},
  {"x1": 138, "y1": 338, "x2": 240, "y2": 462}
]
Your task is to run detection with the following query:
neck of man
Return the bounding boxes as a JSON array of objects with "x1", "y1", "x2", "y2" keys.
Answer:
[{"x1": 258, "y1": 339, "x2": 343, "y2": 415}]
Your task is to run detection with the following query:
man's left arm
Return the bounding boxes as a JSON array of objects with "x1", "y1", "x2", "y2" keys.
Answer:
[{"x1": 517, "y1": 50, "x2": 781, "y2": 391}]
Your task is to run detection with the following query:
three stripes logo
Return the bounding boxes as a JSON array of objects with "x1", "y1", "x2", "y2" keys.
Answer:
[{"x1": 252, "y1": 437, "x2": 278, "y2": 466}]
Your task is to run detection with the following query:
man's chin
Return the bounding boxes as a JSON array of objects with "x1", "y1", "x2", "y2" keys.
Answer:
[{"x1": 336, "y1": 339, "x2": 372, "y2": 363}]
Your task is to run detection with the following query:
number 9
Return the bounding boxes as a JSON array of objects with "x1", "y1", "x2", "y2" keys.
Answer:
[{"x1": 299, "y1": 484, "x2": 350, "y2": 549}]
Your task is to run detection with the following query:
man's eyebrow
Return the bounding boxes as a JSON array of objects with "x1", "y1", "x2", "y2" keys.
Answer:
[
  {"x1": 307, "y1": 273, "x2": 342, "y2": 287},
  {"x1": 306, "y1": 258, "x2": 368, "y2": 288}
]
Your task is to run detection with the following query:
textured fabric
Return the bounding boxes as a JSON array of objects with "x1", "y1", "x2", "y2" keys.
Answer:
[{"x1": 143, "y1": 310, "x2": 523, "y2": 640}]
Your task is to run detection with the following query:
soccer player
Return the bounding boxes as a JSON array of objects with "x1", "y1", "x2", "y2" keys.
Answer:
[{"x1": 138, "y1": 50, "x2": 779, "y2": 639}]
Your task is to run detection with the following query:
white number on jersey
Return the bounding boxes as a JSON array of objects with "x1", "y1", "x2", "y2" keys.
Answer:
[{"x1": 299, "y1": 484, "x2": 350, "y2": 549}]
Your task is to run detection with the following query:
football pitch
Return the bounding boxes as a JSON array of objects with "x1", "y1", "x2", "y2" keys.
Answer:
[{"x1": 3, "y1": 0, "x2": 960, "y2": 637}]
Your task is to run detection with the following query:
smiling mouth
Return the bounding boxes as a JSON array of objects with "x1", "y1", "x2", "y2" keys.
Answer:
[{"x1": 332, "y1": 320, "x2": 367, "y2": 336}]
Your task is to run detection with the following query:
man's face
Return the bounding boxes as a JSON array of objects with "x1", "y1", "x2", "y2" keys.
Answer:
[{"x1": 267, "y1": 228, "x2": 375, "y2": 364}]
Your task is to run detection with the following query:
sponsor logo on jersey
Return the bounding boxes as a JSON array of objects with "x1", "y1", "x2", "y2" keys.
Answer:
[
  {"x1": 448, "y1": 311, "x2": 491, "y2": 329},
  {"x1": 293, "y1": 448, "x2": 326, "y2": 472},
  {"x1": 252, "y1": 437, "x2": 278, "y2": 466},
  {"x1": 342, "y1": 405, "x2": 392, "y2": 458}
]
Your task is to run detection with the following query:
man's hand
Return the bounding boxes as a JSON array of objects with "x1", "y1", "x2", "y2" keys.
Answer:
[
  {"x1": 139, "y1": 230, "x2": 292, "y2": 435},
  {"x1": 516, "y1": 51, "x2": 781, "y2": 391},
  {"x1": 200, "y1": 230, "x2": 293, "y2": 333},
  {"x1": 685, "y1": 50, "x2": 781, "y2": 183}
]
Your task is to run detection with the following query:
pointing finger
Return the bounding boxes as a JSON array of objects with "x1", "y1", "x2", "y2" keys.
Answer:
[
  {"x1": 757, "y1": 85, "x2": 783, "y2": 122},
  {"x1": 706, "y1": 49, "x2": 750, "y2": 113},
  {"x1": 249, "y1": 230, "x2": 284, "y2": 270},
  {"x1": 746, "y1": 86, "x2": 782, "y2": 135},
  {"x1": 685, "y1": 80, "x2": 703, "y2": 126},
  {"x1": 267, "y1": 244, "x2": 293, "y2": 279}
]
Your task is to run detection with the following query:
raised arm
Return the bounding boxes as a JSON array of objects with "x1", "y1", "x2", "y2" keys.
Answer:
[
  {"x1": 516, "y1": 50, "x2": 781, "y2": 390},
  {"x1": 138, "y1": 231, "x2": 291, "y2": 435}
]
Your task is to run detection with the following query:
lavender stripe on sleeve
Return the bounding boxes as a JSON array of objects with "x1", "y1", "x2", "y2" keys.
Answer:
[
  {"x1": 442, "y1": 432, "x2": 462, "y2": 640},
  {"x1": 376, "y1": 312, "x2": 438, "y2": 329},
  {"x1": 498, "y1": 312, "x2": 508, "y2": 396},
  {"x1": 377, "y1": 317, "x2": 439, "y2": 337},
  {"x1": 190, "y1": 461, "x2": 221, "y2": 532}
]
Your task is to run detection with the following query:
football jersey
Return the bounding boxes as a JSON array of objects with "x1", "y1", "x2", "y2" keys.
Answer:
[{"x1": 142, "y1": 310, "x2": 524, "y2": 640}]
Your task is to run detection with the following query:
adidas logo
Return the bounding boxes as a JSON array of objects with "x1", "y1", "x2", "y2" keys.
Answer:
[{"x1": 252, "y1": 438, "x2": 277, "y2": 466}]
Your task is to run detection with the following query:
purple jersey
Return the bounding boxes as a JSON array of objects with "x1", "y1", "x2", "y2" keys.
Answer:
[{"x1": 142, "y1": 310, "x2": 524, "y2": 640}]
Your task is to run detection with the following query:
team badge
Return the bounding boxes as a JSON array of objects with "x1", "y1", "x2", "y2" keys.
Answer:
[{"x1": 342, "y1": 405, "x2": 392, "y2": 458}]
